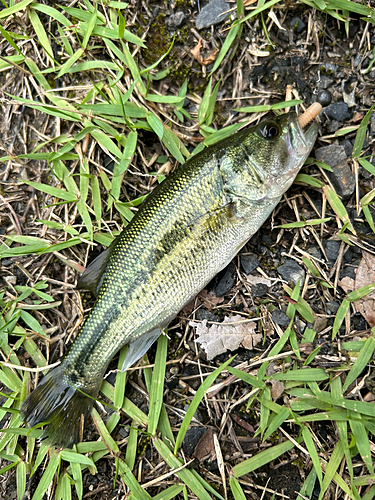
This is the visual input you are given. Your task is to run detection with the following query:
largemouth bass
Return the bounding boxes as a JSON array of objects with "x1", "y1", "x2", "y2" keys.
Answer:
[{"x1": 21, "y1": 111, "x2": 318, "y2": 448}]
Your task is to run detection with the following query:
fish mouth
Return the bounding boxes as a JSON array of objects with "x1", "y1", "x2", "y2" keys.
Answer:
[{"x1": 286, "y1": 111, "x2": 318, "y2": 160}]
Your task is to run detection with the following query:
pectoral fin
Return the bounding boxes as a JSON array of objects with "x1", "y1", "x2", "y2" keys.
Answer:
[{"x1": 121, "y1": 328, "x2": 163, "y2": 372}]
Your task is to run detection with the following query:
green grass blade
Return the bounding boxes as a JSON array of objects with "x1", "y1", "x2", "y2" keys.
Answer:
[
  {"x1": 154, "y1": 439, "x2": 214, "y2": 500},
  {"x1": 349, "y1": 418, "x2": 374, "y2": 475},
  {"x1": 55, "y1": 473, "x2": 72, "y2": 500},
  {"x1": 57, "y1": 48, "x2": 85, "y2": 78},
  {"x1": 210, "y1": 23, "x2": 241, "y2": 74},
  {"x1": 161, "y1": 125, "x2": 189, "y2": 164},
  {"x1": 319, "y1": 440, "x2": 344, "y2": 500},
  {"x1": 232, "y1": 440, "x2": 294, "y2": 477},
  {"x1": 31, "y1": 3, "x2": 71, "y2": 27},
  {"x1": 323, "y1": 185, "x2": 355, "y2": 234},
  {"x1": 114, "y1": 346, "x2": 128, "y2": 408},
  {"x1": 226, "y1": 366, "x2": 265, "y2": 389},
  {"x1": 343, "y1": 335, "x2": 375, "y2": 391},
  {"x1": 91, "y1": 408, "x2": 119, "y2": 453},
  {"x1": 148, "y1": 334, "x2": 168, "y2": 436},
  {"x1": 82, "y1": 5, "x2": 97, "y2": 49},
  {"x1": 302, "y1": 426, "x2": 323, "y2": 485},
  {"x1": 347, "y1": 283, "x2": 375, "y2": 301},
  {"x1": 152, "y1": 484, "x2": 185, "y2": 500},
  {"x1": 28, "y1": 7, "x2": 54, "y2": 63},
  {"x1": 229, "y1": 475, "x2": 247, "y2": 500},
  {"x1": 125, "y1": 422, "x2": 138, "y2": 470},
  {"x1": 0, "y1": 0, "x2": 34, "y2": 19},
  {"x1": 118, "y1": 130, "x2": 138, "y2": 174},
  {"x1": 273, "y1": 368, "x2": 328, "y2": 382},
  {"x1": 263, "y1": 407, "x2": 290, "y2": 441},
  {"x1": 31, "y1": 451, "x2": 60, "y2": 500},
  {"x1": 332, "y1": 298, "x2": 350, "y2": 339},
  {"x1": 117, "y1": 459, "x2": 152, "y2": 500},
  {"x1": 69, "y1": 460, "x2": 83, "y2": 500},
  {"x1": 16, "y1": 460, "x2": 26, "y2": 500},
  {"x1": 21, "y1": 180, "x2": 77, "y2": 202},
  {"x1": 147, "y1": 114, "x2": 164, "y2": 139},
  {"x1": 299, "y1": 468, "x2": 317, "y2": 499},
  {"x1": 174, "y1": 356, "x2": 234, "y2": 453}
]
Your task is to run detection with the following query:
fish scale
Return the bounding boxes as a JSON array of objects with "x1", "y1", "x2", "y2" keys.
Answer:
[{"x1": 21, "y1": 111, "x2": 318, "y2": 448}]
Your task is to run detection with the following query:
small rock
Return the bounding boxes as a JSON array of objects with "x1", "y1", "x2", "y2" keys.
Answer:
[
  {"x1": 240, "y1": 254, "x2": 259, "y2": 274},
  {"x1": 183, "y1": 427, "x2": 206, "y2": 456},
  {"x1": 118, "y1": 427, "x2": 129, "y2": 438},
  {"x1": 340, "y1": 266, "x2": 356, "y2": 280},
  {"x1": 308, "y1": 246, "x2": 322, "y2": 260},
  {"x1": 278, "y1": 260, "x2": 305, "y2": 286},
  {"x1": 319, "y1": 76, "x2": 334, "y2": 90},
  {"x1": 295, "y1": 317, "x2": 306, "y2": 334},
  {"x1": 320, "y1": 62, "x2": 337, "y2": 74},
  {"x1": 251, "y1": 283, "x2": 268, "y2": 298},
  {"x1": 325, "y1": 240, "x2": 341, "y2": 263},
  {"x1": 196, "y1": 0, "x2": 230, "y2": 29},
  {"x1": 215, "y1": 263, "x2": 236, "y2": 296},
  {"x1": 196, "y1": 308, "x2": 218, "y2": 322},
  {"x1": 370, "y1": 113, "x2": 375, "y2": 137},
  {"x1": 360, "y1": 163, "x2": 373, "y2": 179},
  {"x1": 342, "y1": 80, "x2": 357, "y2": 108},
  {"x1": 326, "y1": 300, "x2": 340, "y2": 315},
  {"x1": 344, "y1": 139, "x2": 353, "y2": 157},
  {"x1": 353, "y1": 54, "x2": 362, "y2": 68},
  {"x1": 328, "y1": 120, "x2": 341, "y2": 133},
  {"x1": 323, "y1": 102, "x2": 351, "y2": 122},
  {"x1": 315, "y1": 145, "x2": 355, "y2": 199},
  {"x1": 4, "y1": 275, "x2": 16, "y2": 285},
  {"x1": 343, "y1": 247, "x2": 353, "y2": 263},
  {"x1": 262, "y1": 234, "x2": 272, "y2": 245},
  {"x1": 316, "y1": 89, "x2": 332, "y2": 107},
  {"x1": 289, "y1": 16, "x2": 306, "y2": 33},
  {"x1": 272, "y1": 309, "x2": 290, "y2": 327},
  {"x1": 166, "y1": 11, "x2": 185, "y2": 29}
]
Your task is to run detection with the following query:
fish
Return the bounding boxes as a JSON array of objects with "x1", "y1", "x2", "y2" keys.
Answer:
[{"x1": 21, "y1": 110, "x2": 318, "y2": 448}]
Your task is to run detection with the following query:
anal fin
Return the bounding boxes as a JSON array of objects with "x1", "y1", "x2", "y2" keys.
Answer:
[{"x1": 121, "y1": 328, "x2": 163, "y2": 372}]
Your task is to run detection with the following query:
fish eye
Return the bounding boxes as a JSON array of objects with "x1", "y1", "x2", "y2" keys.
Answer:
[{"x1": 259, "y1": 122, "x2": 280, "y2": 140}]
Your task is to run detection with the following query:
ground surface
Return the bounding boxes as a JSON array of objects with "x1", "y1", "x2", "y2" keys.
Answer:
[{"x1": 0, "y1": 1, "x2": 375, "y2": 499}]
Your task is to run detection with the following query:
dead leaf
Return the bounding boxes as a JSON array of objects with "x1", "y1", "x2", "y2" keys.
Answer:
[
  {"x1": 271, "y1": 380, "x2": 285, "y2": 401},
  {"x1": 191, "y1": 315, "x2": 261, "y2": 360},
  {"x1": 191, "y1": 38, "x2": 219, "y2": 66},
  {"x1": 198, "y1": 289, "x2": 225, "y2": 308},
  {"x1": 353, "y1": 251, "x2": 375, "y2": 327},
  {"x1": 191, "y1": 38, "x2": 203, "y2": 61},
  {"x1": 181, "y1": 289, "x2": 224, "y2": 316},
  {"x1": 193, "y1": 428, "x2": 216, "y2": 462},
  {"x1": 314, "y1": 315, "x2": 327, "y2": 333},
  {"x1": 338, "y1": 276, "x2": 355, "y2": 294},
  {"x1": 339, "y1": 253, "x2": 375, "y2": 327},
  {"x1": 352, "y1": 112, "x2": 364, "y2": 123},
  {"x1": 248, "y1": 44, "x2": 270, "y2": 57},
  {"x1": 246, "y1": 275, "x2": 273, "y2": 287},
  {"x1": 232, "y1": 414, "x2": 254, "y2": 433}
]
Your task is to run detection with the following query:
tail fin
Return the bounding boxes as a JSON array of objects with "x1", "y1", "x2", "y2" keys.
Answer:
[{"x1": 21, "y1": 366, "x2": 96, "y2": 449}]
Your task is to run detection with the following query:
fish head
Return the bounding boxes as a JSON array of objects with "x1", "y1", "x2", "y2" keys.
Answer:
[{"x1": 237, "y1": 111, "x2": 318, "y2": 201}]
